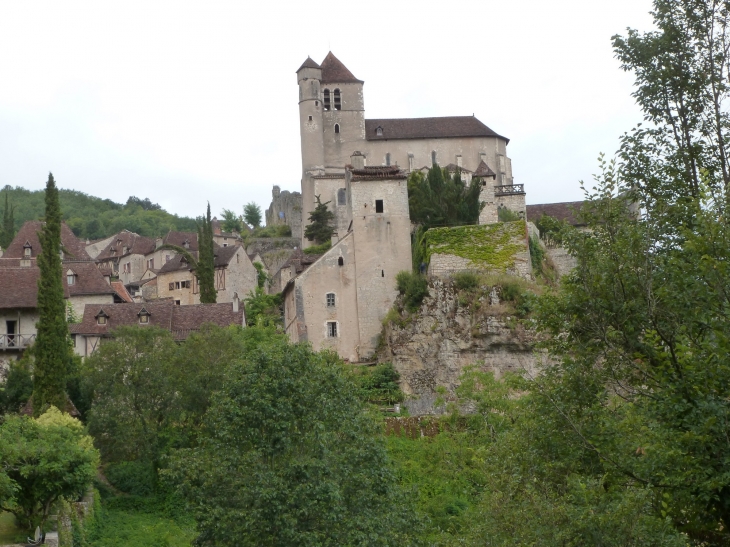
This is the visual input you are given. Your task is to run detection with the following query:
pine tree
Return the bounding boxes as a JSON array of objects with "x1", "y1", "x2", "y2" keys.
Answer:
[
  {"x1": 304, "y1": 195, "x2": 335, "y2": 244},
  {"x1": 0, "y1": 192, "x2": 15, "y2": 249},
  {"x1": 32, "y1": 173, "x2": 71, "y2": 415},
  {"x1": 197, "y1": 203, "x2": 217, "y2": 304}
]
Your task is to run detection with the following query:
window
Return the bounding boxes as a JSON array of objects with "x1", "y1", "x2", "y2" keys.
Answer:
[
  {"x1": 333, "y1": 88, "x2": 341, "y2": 110},
  {"x1": 175, "y1": 281, "x2": 181, "y2": 289},
  {"x1": 183, "y1": 240, "x2": 190, "y2": 249},
  {"x1": 338, "y1": 257, "x2": 344, "y2": 266},
  {"x1": 169, "y1": 282, "x2": 175, "y2": 290},
  {"x1": 315, "y1": 100, "x2": 318, "y2": 106},
  {"x1": 140, "y1": 314, "x2": 149, "y2": 323},
  {"x1": 337, "y1": 188, "x2": 347, "y2": 206},
  {"x1": 323, "y1": 88, "x2": 331, "y2": 110},
  {"x1": 147, "y1": 258, "x2": 154, "y2": 269},
  {"x1": 376, "y1": 126, "x2": 383, "y2": 136},
  {"x1": 327, "y1": 321, "x2": 338, "y2": 337},
  {"x1": 23, "y1": 246, "x2": 31, "y2": 257},
  {"x1": 375, "y1": 200, "x2": 384, "y2": 213},
  {"x1": 165, "y1": 254, "x2": 171, "y2": 263},
  {"x1": 138, "y1": 308, "x2": 151, "y2": 324},
  {"x1": 385, "y1": 153, "x2": 391, "y2": 166},
  {"x1": 381, "y1": 270, "x2": 385, "y2": 277},
  {"x1": 456, "y1": 155, "x2": 462, "y2": 168},
  {"x1": 174, "y1": 300, "x2": 181, "y2": 306},
  {"x1": 97, "y1": 316, "x2": 107, "y2": 325},
  {"x1": 326, "y1": 293, "x2": 336, "y2": 307},
  {"x1": 431, "y1": 150, "x2": 437, "y2": 165},
  {"x1": 182, "y1": 280, "x2": 191, "y2": 289},
  {"x1": 67, "y1": 274, "x2": 75, "y2": 285},
  {"x1": 334, "y1": 123, "x2": 340, "y2": 134},
  {"x1": 308, "y1": 115, "x2": 313, "y2": 121},
  {"x1": 408, "y1": 153, "x2": 414, "y2": 171},
  {"x1": 123, "y1": 262, "x2": 131, "y2": 273}
]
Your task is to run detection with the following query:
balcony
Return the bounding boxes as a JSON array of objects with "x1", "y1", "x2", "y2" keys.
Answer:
[
  {"x1": 0, "y1": 334, "x2": 36, "y2": 350},
  {"x1": 494, "y1": 184, "x2": 525, "y2": 196}
]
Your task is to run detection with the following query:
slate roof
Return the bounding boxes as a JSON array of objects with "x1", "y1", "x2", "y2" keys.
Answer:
[
  {"x1": 297, "y1": 56, "x2": 321, "y2": 71},
  {"x1": 320, "y1": 51, "x2": 363, "y2": 84},
  {"x1": 474, "y1": 160, "x2": 497, "y2": 178},
  {"x1": 526, "y1": 201, "x2": 585, "y2": 226},
  {"x1": 350, "y1": 165, "x2": 407, "y2": 181},
  {"x1": 96, "y1": 230, "x2": 155, "y2": 261},
  {"x1": 4, "y1": 221, "x2": 91, "y2": 260},
  {"x1": 365, "y1": 116, "x2": 508, "y2": 142},
  {"x1": 70, "y1": 301, "x2": 244, "y2": 339}
]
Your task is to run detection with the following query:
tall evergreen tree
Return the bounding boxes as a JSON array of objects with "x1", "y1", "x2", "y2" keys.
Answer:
[
  {"x1": 0, "y1": 192, "x2": 15, "y2": 249},
  {"x1": 304, "y1": 195, "x2": 335, "y2": 244},
  {"x1": 197, "y1": 203, "x2": 217, "y2": 304},
  {"x1": 32, "y1": 173, "x2": 71, "y2": 416}
]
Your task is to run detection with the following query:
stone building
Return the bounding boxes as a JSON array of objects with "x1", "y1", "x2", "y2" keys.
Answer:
[
  {"x1": 95, "y1": 230, "x2": 156, "y2": 285},
  {"x1": 265, "y1": 186, "x2": 302, "y2": 239}
]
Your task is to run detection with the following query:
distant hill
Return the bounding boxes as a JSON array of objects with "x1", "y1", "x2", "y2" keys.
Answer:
[{"x1": 0, "y1": 185, "x2": 198, "y2": 240}]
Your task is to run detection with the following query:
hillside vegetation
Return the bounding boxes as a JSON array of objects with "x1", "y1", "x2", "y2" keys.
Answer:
[{"x1": 0, "y1": 185, "x2": 197, "y2": 240}]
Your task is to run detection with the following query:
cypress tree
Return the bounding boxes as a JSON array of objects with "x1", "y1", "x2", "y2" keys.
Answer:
[
  {"x1": 32, "y1": 173, "x2": 71, "y2": 415},
  {"x1": 0, "y1": 192, "x2": 15, "y2": 249},
  {"x1": 197, "y1": 203, "x2": 216, "y2": 304}
]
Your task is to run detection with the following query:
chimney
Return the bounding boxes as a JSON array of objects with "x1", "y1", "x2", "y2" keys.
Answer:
[
  {"x1": 350, "y1": 151, "x2": 365, "y2": 170},
  {"x1": 155, "y1": 237, "x2": 162, "y2": 250}
]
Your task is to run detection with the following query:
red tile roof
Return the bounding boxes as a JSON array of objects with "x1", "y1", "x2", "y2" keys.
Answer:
[
  {"x1": 70, "y1": 301, "x2": 244, "y2": 339},
  {"x1": 4, "y1": 221, "x2": 91, "y2": 260},
  {"x1": 64, "y1": 261, "x2": 116, "y2": 297},
  {"x1": 526, "y1": 201, "x2": 585, "y2": 226},
  {"x1": 110, "y1": 281, "x2": 134, "y2": 303},
  {"x1": 320, "y1": 52, "x2": 363, "y2": 84},
  {"x1": 0, "y1": 268, "x2": 41, "y2": 309},
  {"x1": 365, "y1": 116, "x2": 508, "y2": 142},
  {"x1": 96, "y1": 230, "x2": 155, "y2": 261}
]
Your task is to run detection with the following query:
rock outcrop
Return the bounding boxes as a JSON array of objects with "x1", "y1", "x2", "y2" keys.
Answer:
[{"x1": 379, "y1": 278, "x2": 545, "y2": 415}]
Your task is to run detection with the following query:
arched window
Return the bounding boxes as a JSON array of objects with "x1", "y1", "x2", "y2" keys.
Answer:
[
  {"x1": 334, "y1": 123, "x2": 340, "y2": 134},
  {"x1": 333, "y1": 88, "x2": 341, "y2": 110},
  {"x1": 376, "y1": 126, "x2": 383, "y2": 136},
  {"x1": 323, "y1": 89, "x2": 331, "y2": 111},
  {"x1": 385, "y1": 153, "x2": 391, "y2": 166},
  {"x1": 338, "y1": 257, "x2": 344, "y2": 266}
]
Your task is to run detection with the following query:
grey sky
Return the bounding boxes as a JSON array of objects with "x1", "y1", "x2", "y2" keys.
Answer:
[{"x1": 0, "y1": 0, "x2": 653, "y2": 220}]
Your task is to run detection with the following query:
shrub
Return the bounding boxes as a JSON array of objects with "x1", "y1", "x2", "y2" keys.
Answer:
[
  {"x1": 498, "y1": 207, "x2": 522, "y2": 222},
  {"x1": 302, "y1": 240, "x2": 331, "y2": 255},
  {"x1": 105, "y1": 461, "x2": 156, "y2": 497},
  {"x1": 453, "y1": 271, "x2": 480, "y2": 291},
  {"x1": 395, "y1": 271, "x2": 429, "y2": 312},
  {"x1": 355, "y1": 363, "x2": 404, "y2": 405}
]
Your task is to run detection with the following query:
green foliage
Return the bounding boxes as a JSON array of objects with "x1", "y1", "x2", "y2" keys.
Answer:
[
  {"x1": 408, "y1": 166, "x2": 483, "y2": 229},
  {"x1": 0, "y1": 192, "x2": 15, "y2": 249},
  {"x1": 252, "y1": 261, "x2": 268, "y2": 289},
  {"x1": 395, "y1": 271, "x2": 429, "y2": 312},
  {"x1": 302, "y1": 240, "x2": 331, "y2": 254},
  {"x1": 243, "y1": 287, "x2": 282, "y2": 327},
  {"x1": 87, "y1": 502, "x2": 195, "y2": 547},
  {"x1": 197, "y1": 203, "x2": 216, "y2": 304},
  {"x1": 126, "y1": 196, "x2": 161, "y2": 211},
  {"x1": 528, "y1": 235, "x2": 545, "y2": 273},
  {"x1": 352, "y1": 363, "x2": 404, "y2": 405},
  {"x1": 497, "y1": 206, "x2": 521, "y2": 222},
  {"x1": 0, "y1": 185, "x2": 196, "y2": 240},
  {"x1": 0, "y1": 407, "x2": 99, "y2": 530},
  {"x1": 250, "y1": 224, "x2": 292, "y2": 238},
  {"x1": 105, "y1": 462, "x2": 156, "y2": 497},
  {"x1": 304, "y1": 194, "x2": 335, "y2": 244},
  {"x1": 166, "y1": 341, "x2": 419, "y2": 546},
  {"x1": 33, "y1": 173, "x2": 72, "y2": 415},
  {"x1": 535, "y1": 213, "x2": 569, "y2": 245},
  {"x1": 243, "y1": 202, "x2": 262, "y2": 228},
  {"x1": 424, "y1": 221, "x2": 526, "y2": 272},
  {"x1": 452, "y1": 271, "x2": 480, "y2": 291},
  {"x1": 0, "y1": 358, "x2": 33, "y2": 415},
  {"x1": 219, "y1": 208, "x2": 242, "y2": 233}
]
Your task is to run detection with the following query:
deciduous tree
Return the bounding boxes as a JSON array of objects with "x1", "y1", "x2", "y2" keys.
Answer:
[{"x1": 243, "y1": 202, "x2": 262, "y2": 228}]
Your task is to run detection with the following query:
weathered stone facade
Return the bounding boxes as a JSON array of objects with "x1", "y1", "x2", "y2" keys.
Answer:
[
  {"x1": 379, "y1": 279, "x2": 546, "y2": 415},
  {"x1": 265, "y1": 186, "x2": 303, "y2": 239}
]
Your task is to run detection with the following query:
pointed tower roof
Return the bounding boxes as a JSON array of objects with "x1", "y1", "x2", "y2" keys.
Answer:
[
  {"x1": 320, "y1": 52, "x2": 363, "y2": 84},
  {"x1": 474, "y1": 160, "x2": 497, "y2": 178},
  {"x1": 297, "y1": 56, "x2": 321, "y2": 72}
]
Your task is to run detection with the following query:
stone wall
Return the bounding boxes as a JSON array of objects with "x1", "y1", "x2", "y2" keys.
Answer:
[
  {"x1": 265, "y1": 186, "x2": 303, "y2": 239},
  {"x1": 546, "y1": 245, "x2": 577, "y2": 278},
  {"x1": 379, "y1": 279, "x2": 546, "y2": 415}
]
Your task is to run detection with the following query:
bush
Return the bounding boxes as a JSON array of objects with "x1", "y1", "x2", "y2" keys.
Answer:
[
  {"x1": 0, "y1": 357, "x2": 33, "y2": 414},
  {"x1": 302, "y1": 240, "x2": 331, "y2": 255},
  {"x1": 453, "y1": 271, "x2": 480, "y2": 291},
  {"x1": 105, "y1": 461, "x2": 156, "y2": 497},
  {"x1": 395, "y1": 271, "x2": 429, "y2": 312},
  {"x1": 498, "y1": 207, "x2": 522, "y2": 222},
  {"x1": 251, "y1": 225, "x2": 292, "y2": 238},
  {"x1": 355, "y1": 363, "x2": 404, "y2": 405}
]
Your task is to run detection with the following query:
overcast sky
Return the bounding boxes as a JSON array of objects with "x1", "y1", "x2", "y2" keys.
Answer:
[{"x1": 0, "y1": 0, "x2": 654, "y2": 220}]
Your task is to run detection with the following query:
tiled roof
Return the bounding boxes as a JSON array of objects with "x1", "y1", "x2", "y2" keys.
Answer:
[
  {"x1": 0, "y1": 268, "x2": 40, "y2": 309},
  {"x1": 297, "y1": 56, "x2": 321, "y2": 72},
  {"x1": 96, "y1": 231, "x2": 155, "y2": 261},
  {"x1": 163, "y1": 231, "x2": 199, "y2": 252},
  {"x1": 158, "y1": 252, "x2": 197, "y2": 274},
  {"x1": 350, "y1": 165, "x2": 407, "y2": 181},
  {"x1": 474, "y1": 160, "x2": 497, "y2": 178},
  {"x1": 70, "y1": 301, "x2": 244, "y2": 339},
  {"x1": 278, "y1": 249, "x2": 323, "y2": 277},
  {"x1": 443, "y1": 163, "x2": 473, "y2": 174},
  {"x1": 214, "y1": 245, "x2": 241, "y2": 267},
  {"x1": 64, "y1": 261, "x2": 116, "y2": 297},
  {"x1": 526, "y1": 201, "x2": 585, "y2": 226},
  {"x1": 320, "y1": 52, "x2": 363, "y2": 84},
  {"x1": 365, "y1": 116, "x2": 508, "y2": 142},
  {"x1": 4, "y1": 221, "x2": 91, "y2": 260},
  {"x1": 111, "y1": 281, "x2": 134, "y2": 303}
]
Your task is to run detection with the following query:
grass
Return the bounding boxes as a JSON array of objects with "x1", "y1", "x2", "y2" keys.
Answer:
[
  {"x1": 0, "y1": 511, "x2": 24, "y2": 544},
  {"x1": 89, "y1": 504, "x2": 196, "y2": 547}
]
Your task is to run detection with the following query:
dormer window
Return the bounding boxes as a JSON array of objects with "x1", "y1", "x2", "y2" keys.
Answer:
[
  {"x1": 66, "y1": 269, "x2": 76, "y2": 286},
  {"x1": 23, "y1": 244, "x2": 31, "y2": 257},
  {"x1": 95, "y1": 309, "x2": 109, "y2": 325},
  {"x1": 376, "y1": 126, "x2": 383, "y2": 137},
  {"x1": 123, "y1": 246, "x2": 128, "y2": 254},
  {"x1": 323, "y1": 88, "x2": 331, "y2": 111},
  {"x1": 183, "y1": 240, "x2": 190, "y2": 249},
  {"x1": 138, "y1": 308, "x2": 151, "y2": 324},
  {"x1": 333, "y1": 88, "x2": 341, "y2": 110}
]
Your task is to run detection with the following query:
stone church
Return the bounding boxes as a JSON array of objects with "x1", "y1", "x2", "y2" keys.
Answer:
[{"x1": 283, "y1": 52, "x2": 523, "y2": 362}]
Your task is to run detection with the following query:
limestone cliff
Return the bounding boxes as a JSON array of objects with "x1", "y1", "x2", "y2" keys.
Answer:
[{"x1": 378, "y1": 278, "x2": 545, "y2": 415}]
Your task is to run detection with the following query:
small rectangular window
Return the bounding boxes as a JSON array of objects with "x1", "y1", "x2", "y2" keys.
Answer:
[
  {"x1": 337, "y1": 188, "x2": 347, "y2": 206},
  {"x1": 175, "y1": 281, "x2": 180, "y2": 289},
  {"x1": 169, "y1": 282, "x2": 175, "y2": 290},
  {"x1": 67, "y1": 274, "x2": 75, "y2": 285},
  {"x1": 326, "y1": 293, "x2": 336, "y2": 307},
  {"x1": 327, "y1": 321, "x2": 337, "y2": 337},
  {"x1": 375, "y1": 200, "x2": 384, "y2": 213}
]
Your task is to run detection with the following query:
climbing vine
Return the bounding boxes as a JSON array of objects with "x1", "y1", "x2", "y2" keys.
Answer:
[{"x1": 424, "y1": 221, "x2": 526, "y2": 272}]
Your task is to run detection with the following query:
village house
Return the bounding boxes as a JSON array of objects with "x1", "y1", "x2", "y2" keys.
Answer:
[
  {"x1": 70, "y1": 298, "x2": 245, "y2": 357},
  {"x1": 211, "y1": 217, "x2": 244, "y2": 248},
  {"x1": 95, "y1": 230, "x2": 156, "y2": 284}
]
